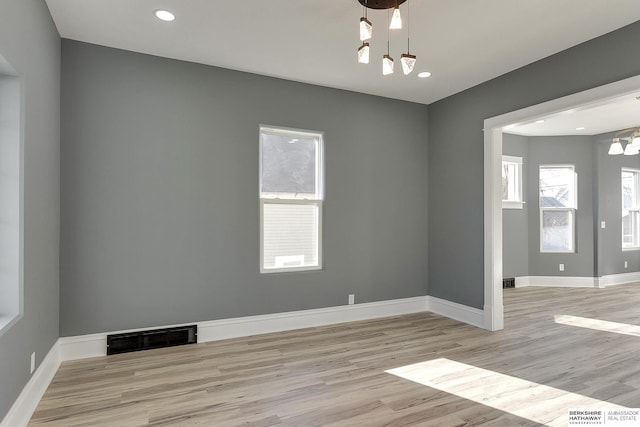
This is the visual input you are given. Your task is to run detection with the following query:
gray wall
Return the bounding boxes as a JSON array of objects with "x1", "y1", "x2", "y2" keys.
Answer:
[
  {"x1": 429, "y1": 21, "x2": 640, "y2": 309},
  {"x1": 526, "y1": 136, "x2": 595, "y2": 277},
  {"x1": 0, "y1": 0, "x2": 60, "y2": 420},
  {"x1": 502, "y1": 133, "x2": 528, "y2": 278},
  {"x1": 595, "y1": 131, "x2": 640, "y2": 276},
  {"x1": 59, "y1": 40, "x2": 429, "y2": 336}
]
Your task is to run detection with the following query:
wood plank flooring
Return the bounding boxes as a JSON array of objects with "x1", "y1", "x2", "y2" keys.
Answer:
[{"x1": 29, "y1": 284, "x2": 640, "y2": 426}]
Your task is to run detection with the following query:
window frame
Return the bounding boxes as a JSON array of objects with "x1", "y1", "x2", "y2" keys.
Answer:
[
  {"x1": 621, "y1": 167, "x2": 640, "y2": 251},
  {"x1": 539, "y1": 164, "x2": 577, "y2": 254},
  {"x1": 0, "y1": 65, "x2": 23, "y2": 337},
  {"x1": 259, "y1": 125, "x2": 324, "y2": 274},
  {"x1": 502, "y1": 155, "x2": 524, "y2": 209}
]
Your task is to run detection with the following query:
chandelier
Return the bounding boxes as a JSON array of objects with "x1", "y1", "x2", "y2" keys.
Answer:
[
  {"x1": 608, "y1": 127, "x2": 640, "y2": 155},
  {"x1": 356, "y1": 0, "x2": 416, "y2": 75}
]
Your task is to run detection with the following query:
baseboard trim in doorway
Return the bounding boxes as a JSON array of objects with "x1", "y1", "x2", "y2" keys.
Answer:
[
  {"x1": 426, "y1": 296, "x2": 485, "y2": 328},
  {"x1": 513, "y1": 276, "x2": 598, "y2": 288},
  {"x1": 597, "y1": 272, "x2": 640, "y2": 288}
]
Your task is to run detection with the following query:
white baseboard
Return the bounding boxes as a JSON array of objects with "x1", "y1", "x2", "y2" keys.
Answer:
[
  {"x1": 515, "y1": 276, "x2": 598, "y2": 288},
  {"x1": 197, "y1": 296, "x2": 429, "y2": 342},
  {"x1": 59, "y1": 296, "x2": 431, "y2": 360},
  {"x1": 426, "y1": 296, "x2": 485, "y2": 329},
  {"x1": 59, "y1": 333, "x2": 108, "y2": 361},
  {"x1": 597, "y1": 272, "x2": 640, "y2": 288},
  {"x1": 0, "y1": 341, "x2": 61, "y2": 427}
]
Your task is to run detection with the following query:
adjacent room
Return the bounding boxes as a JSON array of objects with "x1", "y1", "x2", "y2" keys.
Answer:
[{"x1": 2, "y1": 1, "x2": 640, "y2": 426}]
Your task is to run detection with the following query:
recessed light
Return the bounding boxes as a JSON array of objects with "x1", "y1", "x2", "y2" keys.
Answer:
[
  {"x1": 576, "y1": 127, "x2": 585, "y2": 130},
  {"x1": 154, "y1": 9, "x2": 175, "y2": 22},
  {"x1": 417, "y1": 71, "x2": 431, "y2": 78},
  {"x1": 535, "y1": 120, "x2": 545, "y2": 124}
]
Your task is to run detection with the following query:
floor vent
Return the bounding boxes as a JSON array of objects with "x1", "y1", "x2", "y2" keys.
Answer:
[
  {"x1": 107, "y1": 325, "x2": 197, "y2": 355},
  {"x1": 503, "y1": 278, "x2": 515, "y2": 289}
]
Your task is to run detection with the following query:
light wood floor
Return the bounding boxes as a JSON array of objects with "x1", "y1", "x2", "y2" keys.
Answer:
[{"x1": 30, "y1": 284, "x2": 640, "y2": 426}]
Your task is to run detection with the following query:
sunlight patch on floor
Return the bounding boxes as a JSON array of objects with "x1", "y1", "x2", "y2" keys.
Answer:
[
  {"x1": 386, "y1": 358, "x2": 623, "y2": 426},
  {"x1": 555, "y1": 314, "x2": 640, "y2": 337}
]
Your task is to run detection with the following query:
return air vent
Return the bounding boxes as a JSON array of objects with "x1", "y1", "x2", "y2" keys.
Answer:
[
  {"x1": 107, "y1": 325, "x2": 197, "y2": 355},
  {"x1": 503, "y1": 278, "x2": 515, "y2": 289}
]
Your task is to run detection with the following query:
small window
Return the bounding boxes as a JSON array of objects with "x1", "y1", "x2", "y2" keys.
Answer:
[
  {"x1": 539, "y1": 165, "x2": 576, "y2": 253},
  {"x1": 502, "y1": 155, "x2": 523, "y2": 209},
  {"x1": 259, "y1": 126, "x2": 323, "y2": 273},
  {"x1": 622, "y1": 168, "x2": 640, "y2": 250}
]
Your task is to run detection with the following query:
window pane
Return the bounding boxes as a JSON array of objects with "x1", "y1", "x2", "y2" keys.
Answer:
[
  {"x1": 540, "y1": 167, "x2": 574, "y2": 208},
  {"x1": 622, "y1": 170, "x2": 636, "y2": 210},
  {"x1": 502, "y1": 162, "x2": 519, "y2": 201},
  {"x1": 541, "y1": 209, "x2": 573, "y2": 251},
  {"x1": 622, "y1": 210, "x2": 640, "y2": 248},
  {"x1": 261, "y1": 132, "x2": 318, "y2": 197},
  {"x1": 263, "y1": 203, "x2": 319, "y2": 270}
]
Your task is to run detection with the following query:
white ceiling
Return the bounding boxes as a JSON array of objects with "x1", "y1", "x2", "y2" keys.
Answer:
[
  {"x1": 506, "y1": 91, "x2": 640, "y2": 137},
  {"x1": 44, "y1": 0, "x2": 640, "y2": 105}
]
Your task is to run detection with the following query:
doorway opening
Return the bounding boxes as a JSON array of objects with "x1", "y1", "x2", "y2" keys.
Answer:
[{"x1": 482, "y1": 74, "x2": 640, "y2": 331}]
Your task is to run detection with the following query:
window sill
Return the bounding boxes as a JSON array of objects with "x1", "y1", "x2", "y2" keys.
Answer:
[
  {"x1": 0, "y1": 313, "x2": 21, "y2": 338},
  {"x1": 261, "y1": 265, "x2": 323, "y2": 275},
  {"x1": 502, "y1": 201, "x2": 524, "y2": 209},
  {"x1": 622, "y1": 247, "x2": 640, "y2": 252}
]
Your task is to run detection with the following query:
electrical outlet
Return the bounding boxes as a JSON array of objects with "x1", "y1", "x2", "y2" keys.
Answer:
[
  {"x1": 625, "y1": 261, "x2": 628, "y2": 268},
  {"x1": 559, "y1": 264, "x2": 565, "y2": 272},
  {"x1": 30, "y1": 352, "x2": 35, "y2": 374},
  {"x1": 348, "y1": 294, "x2": 355, "y2": 305}
]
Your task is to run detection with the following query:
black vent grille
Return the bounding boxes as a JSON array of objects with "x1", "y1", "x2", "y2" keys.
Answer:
[
  {"x1": 503, "y1": 278, "x2": 515, "y2": 289},
  {"x1": 107, "y1": 325, "x2": 197, "y2": 355}
]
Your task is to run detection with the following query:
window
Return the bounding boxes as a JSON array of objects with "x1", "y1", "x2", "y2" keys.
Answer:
[
  {"x1": 539, "y1": 165, "x2": 576, "y2": 253},
  {"x1": 0, "y1": 63, "x2": 22, "y2": 336},
  {"x1": 502, "y1": 155, "x2": 523, "y2": 209},
  {"x1": 622, "y1": 168, "x2": 640, "y2": 249},
  {"x1": 260, "y1": 126, "x2": 323, "y2": 273}
]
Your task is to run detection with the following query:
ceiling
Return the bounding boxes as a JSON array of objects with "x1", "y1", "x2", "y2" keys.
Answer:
[
  {"x1": 506, "y1": 91, "x2": 640, "y2": 137},
  {"x1": 44, "y1": 0, "x2": 640, "y2": 105}
]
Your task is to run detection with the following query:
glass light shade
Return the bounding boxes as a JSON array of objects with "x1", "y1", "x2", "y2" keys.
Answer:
[
  {"x1": 608, "y1": 139, "x2": 624, "y2": 155},
  {"x1": 360, "y1": 17, "x2": 372, "y2": 41},
  {"x1": 154, "y1": 9, "x2": 175, "y2": 21},
  {"x1": 624, "y1": 142, "x2": 639, "y2": 155},
  {"x1": 631, "y1": 133, "x2": 640, "y2": 147},
  {"x1": 400, "y1": 53, "x2": 416, "y2": 75},
  {"x1": 389, "y1": 7, "x2": 402, "y2": 29},
  {"x1": 382, "y1": 55, "x2": 394, "y2": 75},
  {"x1": 357, "y1": 43, "x2": 370, "y2": 64}
]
